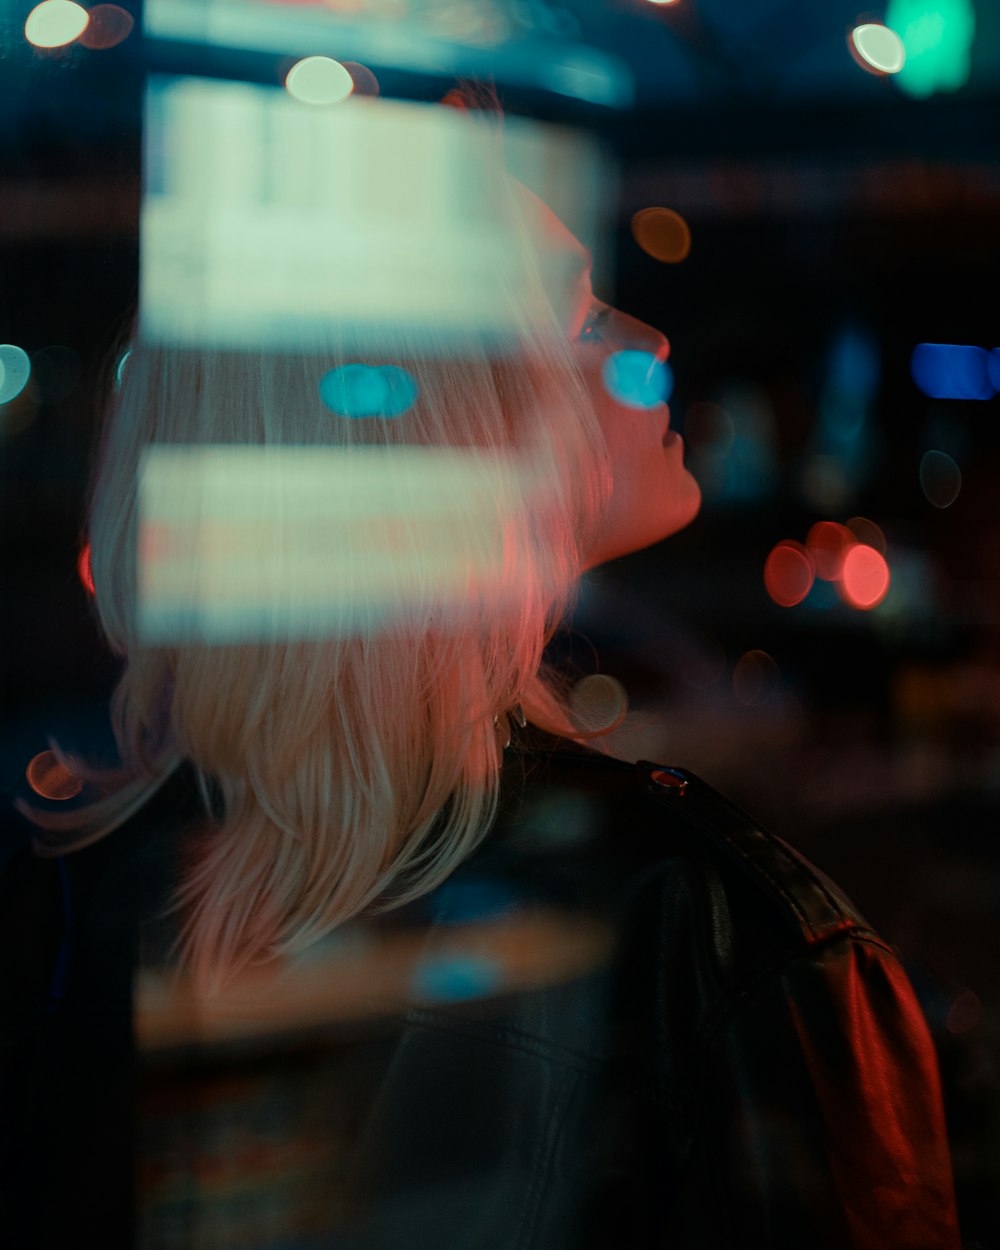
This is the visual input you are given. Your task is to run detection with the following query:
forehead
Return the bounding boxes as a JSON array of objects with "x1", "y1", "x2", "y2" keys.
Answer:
[{"x1": 511, "y1": 178, "x2": 592, "y2": 274}]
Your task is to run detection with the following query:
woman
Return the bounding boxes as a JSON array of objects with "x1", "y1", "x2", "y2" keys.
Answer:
[{"x1": 3, "y1": 90, "x2": 960, "y2": 1249}]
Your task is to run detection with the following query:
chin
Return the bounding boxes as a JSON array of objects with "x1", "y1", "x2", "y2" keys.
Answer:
[
  {"x1": 673, "y1": 473, "x2": 703, "y2": 534},
  {"x1": 582, "y1": 470, "x2": 702, "y2": 569}
]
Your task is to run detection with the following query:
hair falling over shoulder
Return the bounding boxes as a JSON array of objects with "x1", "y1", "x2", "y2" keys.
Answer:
[{"x1": 23, "y1": 96, "x2": 613, "y2": 995}]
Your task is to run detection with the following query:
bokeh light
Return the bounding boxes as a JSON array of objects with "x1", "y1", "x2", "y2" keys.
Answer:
[
  {"x1": 631, "y1": 207, "x2": 691, "y2": 263},
  {"x1": 840, "y1": 544, "x2": 890, "y2": 609},
  {"x1": 987, "y1": 349, "x2": 1000, "y2": 392},
  {"x1": 911, "y1": 343, "x2": 994, "y2": 400},
  {"x1": 569, "y1": 674, "x2": 628, "y2": 732},
  {"x1": 601, "y1": 350, "x2": 672, "y2": 409},
  {"x1": 341, "y1": 61, "x2": 380, "y2": 97},
  {"x1": 78, "y1": 542, "x2": 95, "y2": 595},
  {"x1": 412, "y1": 953, "x2": 502, "y2": 1003},
  {"x1": 685, "y1": 401, "x2": 735, "y2": 456},
  {"x1": 802, "y1": 578, "x2": 841, "y2": 612},
  {"x1": 77, "y1": 4, "x2": 133, "y2": 49},
  {"x1": 850, "y1": 23, "x2": 906, "y2": 74},
  {"x1": 846, "y1": 515, "x2": 887, "y2": 555},
  {"x1": 319, "y1": 364, "x2": 418, "y2": 418},
  {"x1": 764, "y1": 541, "x2": 814, "y2": 608},
  {"x1": 806, "y1": 520, "x2": 856, "y2": 581},
  {"x1": 919, "y1": 449, "x2": 962, "y2": 508},
  {"x1": 945, "y1": 988, "x2": 982, "y2": 1035},
  {"x1": 732, "y1": 650, "x2": 779, "y2": 706},
  {"x1": 114, "y1": 346, "x2": 132, "y2": 389},
  {"x1": 26, "y1": 750, "x2": 84, "y2": 800},
  {"x1": 285, "y1": 57, "x2": 354, "y2": 106},
  {"x1": 886, "y1": 0, "x2": 975, "y2": 98},
  {"x1": 24, "y1": 0, "x2": 89, "y2": 48},
  {"x1": 0, "y1": 345, "x2": 32, "y2": 405}
]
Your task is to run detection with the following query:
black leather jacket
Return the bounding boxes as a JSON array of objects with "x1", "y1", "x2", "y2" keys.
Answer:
[{"x1": 1, "y1": 738, "x2": 962, "y2": 1248}]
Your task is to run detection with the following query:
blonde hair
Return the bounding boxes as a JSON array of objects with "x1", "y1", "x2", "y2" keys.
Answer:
[{"x1": 24, "y1": 98, "x2": 612, "y2": 993}]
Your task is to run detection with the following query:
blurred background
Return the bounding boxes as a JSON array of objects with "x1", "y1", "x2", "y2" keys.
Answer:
[{"x1": 1, "y1": 0, "x2": 998, "y2": 1244}]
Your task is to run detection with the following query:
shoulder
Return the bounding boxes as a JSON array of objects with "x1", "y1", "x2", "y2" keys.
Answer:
[{"x1": 502, "y1": 740, "x2": 879, "y2": 954}]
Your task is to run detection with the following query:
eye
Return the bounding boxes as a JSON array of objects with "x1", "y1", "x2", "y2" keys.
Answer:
[{"x1": 577, "y1": 305, "x2": 611, "y2": 344}]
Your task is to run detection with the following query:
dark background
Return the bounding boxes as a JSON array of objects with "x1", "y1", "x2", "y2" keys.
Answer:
[{"x1": 2, "y1": 1, "x2": 998, "y2": 1243}]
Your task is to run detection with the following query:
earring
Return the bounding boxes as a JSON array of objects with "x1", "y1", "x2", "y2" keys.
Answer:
[{"x1": 493, "y1": 704, "x2": 526, "y2": 752}]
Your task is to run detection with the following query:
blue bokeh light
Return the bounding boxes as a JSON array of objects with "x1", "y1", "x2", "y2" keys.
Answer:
[
  {"x1": 910, "y1": 343, "x2": 995, "y2": 401},
  {"x1": 987, "y1": 349, "x2": 1000, "y2": 393},
  {"x1": 601, "y1": 350, "x2": 673, "y2": 410},
  {"x1": 319, "y1": 364, "x2": 419, "y2": 418}
]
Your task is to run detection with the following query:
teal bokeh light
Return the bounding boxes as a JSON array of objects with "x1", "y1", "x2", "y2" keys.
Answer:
[
  {"x1": 601, "y1": 350, "x2": 673, "y2": 410},
  {"x1": 885, "y1": 0, "x2": 975, "y2": 97},
  {"x1": 412, "y1": 954, "x2": 503, "y2": 1003},
  {"x1": 319, "y1": 364, "x2": 419, "y2": 418}
]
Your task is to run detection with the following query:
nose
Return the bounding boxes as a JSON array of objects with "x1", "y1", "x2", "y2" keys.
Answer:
[{"x1": 610, "y1": 308, "x2": 669, "y2": 364}]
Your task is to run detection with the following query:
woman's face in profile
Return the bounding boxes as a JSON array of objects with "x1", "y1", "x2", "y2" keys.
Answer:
[{"x1": 527, "y1": 190, "x2": 703, "y2": 569}]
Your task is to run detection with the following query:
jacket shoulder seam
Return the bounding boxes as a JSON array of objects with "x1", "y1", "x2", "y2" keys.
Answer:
[
  {"x1": 635, "y1": 761, "x2": 874, "y2": 943},
  {"x1": 698, "y1": 929, "x2": 901, "y2": 1047}
]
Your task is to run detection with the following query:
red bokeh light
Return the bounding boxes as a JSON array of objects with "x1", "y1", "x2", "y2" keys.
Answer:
[
  {"x1": 806, "y1": 520, "x2": 855, "y2": 581},
  {"x1": 764, "y1": 541, "x2": 814, "y2": 608},
  {"x1": 77, "y1": 3, "x2": 133, "y2": 49},
  {"x1": 26, "y1": 749, "x2": 84, "y2": 800},
  {"x1": 341, "y1": 61, "x2": 379, "y2": 96},
  {"x1": 839, "y1": 544, "x2": 890, "y2": 609},
  {"x1": 77, "y1": 541, "x2": 95, "y2": 595}
]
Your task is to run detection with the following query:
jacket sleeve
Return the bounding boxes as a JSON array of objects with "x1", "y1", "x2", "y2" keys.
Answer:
[{"x1": 670, "y1": 932, "x2": 963, "y2": 1249}]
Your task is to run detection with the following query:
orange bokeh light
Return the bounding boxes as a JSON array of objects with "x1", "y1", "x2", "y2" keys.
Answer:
[
  {"x1": 78, "y1": 541, "x2": 95, "y2": 594},
  {"x1": 764, "y1": 541, "x2": 814, "y2": 607},
  {"x1": 839, "y1": 544, "x2": 890, "y2": 609},
  {"x1": 806, "y1": 520, "x2": 856, "y2": 581},
  {"x1": 26, "y1": 749, "x2": 84, "y2": 800},
  {"x1": 631, "y1": 207, "x2": 691, "y2": 263}
]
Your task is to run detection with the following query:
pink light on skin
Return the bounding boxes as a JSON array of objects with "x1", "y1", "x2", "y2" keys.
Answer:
[
  {"x1": 764, "y1": 541, "x2": 814, "y2": 608},
  {"x1": 839, "y1": 544, "x2": 890, "y2": 610}
]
